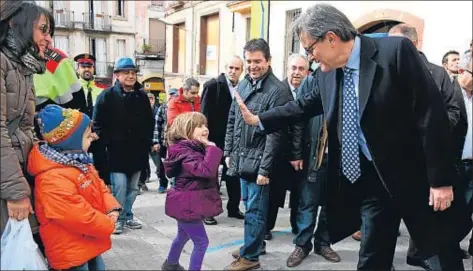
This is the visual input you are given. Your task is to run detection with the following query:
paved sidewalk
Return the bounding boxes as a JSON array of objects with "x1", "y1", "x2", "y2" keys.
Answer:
[{"x1": 103, "y1": 173, "x2": 473, "y2": 270}]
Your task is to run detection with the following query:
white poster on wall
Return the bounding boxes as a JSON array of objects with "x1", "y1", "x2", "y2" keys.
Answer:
[{"x1": 206, "y1": 45, "x2": 217, "y2": 61}]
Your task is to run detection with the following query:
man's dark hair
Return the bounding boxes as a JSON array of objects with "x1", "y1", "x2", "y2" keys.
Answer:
[
  {"x1": 243, "y1": 38, "x2": 271, "y2": 61},
  {"x1": 442, "y1": 50, "x2": 459, "y2": 65},
  {"x1": 183, "y1": 77, "x2": 200, "y2": 90},
  {"x1": 0, "y1": 1, "x2": 55, "y2": 56}
]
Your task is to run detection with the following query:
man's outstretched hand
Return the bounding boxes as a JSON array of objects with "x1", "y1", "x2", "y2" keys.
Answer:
[{"x1": 234, "y1": 91, "x2": 259, "y2": 126}]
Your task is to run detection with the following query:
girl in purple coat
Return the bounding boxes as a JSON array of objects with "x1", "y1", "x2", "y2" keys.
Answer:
[{"x1": 162, "y1": 112, "x2": 223, "y2": 271}]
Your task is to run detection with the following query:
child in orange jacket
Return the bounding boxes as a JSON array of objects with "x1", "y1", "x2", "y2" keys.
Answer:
[{"x1": 28, "y1": 105, "x2": 121, "y2": 270}]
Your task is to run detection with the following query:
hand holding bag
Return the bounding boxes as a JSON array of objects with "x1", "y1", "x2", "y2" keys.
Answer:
[{"x1": 1, "y1": 219, "x2": 48, "y2": 270}]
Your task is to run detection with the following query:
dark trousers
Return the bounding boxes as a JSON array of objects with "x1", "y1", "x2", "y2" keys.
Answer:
[
  {"x1": 266, "y1": 190, "x2": 298, "y2": 233},
  {"x1": 159, "y1": 146, "x2": 169, "y2": 189},
  {"x1": 354, "y1": 155, "x2": 401, "y2": 270},
  {"x1": 221, "y1": 162, "x2": 241, "y2": 214}
]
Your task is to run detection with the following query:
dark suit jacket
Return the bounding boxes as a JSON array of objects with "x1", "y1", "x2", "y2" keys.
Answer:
[
  {"x1": 258, "y1": 35, "x2": 470, "y2": 255},
  {"x1": 418, "y1": 51, "x2": 460, "y2": 130},
  {"x1": 200, "y1": 73, "x2": 233, "y2": 149}
]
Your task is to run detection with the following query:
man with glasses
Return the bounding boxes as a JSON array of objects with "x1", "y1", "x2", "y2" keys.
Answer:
[{"x1": 233, "y1": 3, "x2": 469, "y2": 270}]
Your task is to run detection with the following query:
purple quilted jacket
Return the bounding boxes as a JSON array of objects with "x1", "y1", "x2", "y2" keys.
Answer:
[{"x1": 163, "y1": 139, "x2": 223, "y2": 221}]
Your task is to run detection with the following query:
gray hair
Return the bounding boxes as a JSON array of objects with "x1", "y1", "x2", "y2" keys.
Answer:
[
  {"x1": 388, "y1": 23, "x2": 418, "y2": 42},
  {"x1": 292, "y1": 4, "x2": 357, "y2": 42},
  {"x1": 287, "y1": 53, "x2": 309, "y2": 69},
  {"x1": 458, "y1": 53, "x2": 472, "y2": 70},
  {"x1": 183, "y1": 77, "x2": 200, "y2": 90}
]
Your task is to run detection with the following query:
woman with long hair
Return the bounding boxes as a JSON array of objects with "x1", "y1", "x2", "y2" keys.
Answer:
[{"x1": 0, "y1": 0, "x2": 54, "y2": 240}]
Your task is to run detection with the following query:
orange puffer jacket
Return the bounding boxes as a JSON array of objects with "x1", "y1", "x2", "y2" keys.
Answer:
[{"x1": 27, "y1": 144, "x2": 121, "y2": 269}]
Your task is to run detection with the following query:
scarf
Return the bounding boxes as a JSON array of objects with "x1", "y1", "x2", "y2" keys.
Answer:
[
  {"x1": 3, "y1": 29, "x2": 46, "y2": 74},
  {"x1": 38, "y1": 143, "x2": 92, "y2": 173}
]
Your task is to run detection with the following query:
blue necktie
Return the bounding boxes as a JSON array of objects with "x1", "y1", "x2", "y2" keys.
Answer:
[{"x1": 341, "y1": 67, "x2": 361, "y2": 183}]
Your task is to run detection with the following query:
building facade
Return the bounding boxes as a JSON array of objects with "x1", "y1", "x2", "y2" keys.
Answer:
[
  {"x1": 134, "y1": 1, "x2": 166, "y2": 96},
  {"x1": 163, "y1": 0, "x2": 264, "y2": 90},
  {"x1": 36, "y1": 0, "x2": 138, "y2": 84},
  {"x1": 164, "y1": 1, "x2": 471, "y2": 87},
  {"x1": 268, "y1": 1, "x2": 472, "y2": 80}
]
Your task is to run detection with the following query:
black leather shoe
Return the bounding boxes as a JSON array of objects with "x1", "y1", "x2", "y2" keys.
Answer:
[
  {"x1": 203, "y1": 217, "x2": 218, "y2": 225},
  {"x1": 264, "y1": 231, "x2": 273, "y2": 240},
  {"x1": 228, "y1": 211, "x2": 244, "y2": 219}
]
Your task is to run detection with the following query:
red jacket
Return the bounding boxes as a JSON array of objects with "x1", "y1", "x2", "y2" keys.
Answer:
[{"x1": 167, "y1": 87, "x2": 201, "y2": 125}]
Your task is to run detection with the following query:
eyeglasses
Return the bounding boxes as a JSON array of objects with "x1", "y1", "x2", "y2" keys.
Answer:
[{"x1": 304, "y1": 34, "x2": 325, "y2": 56}]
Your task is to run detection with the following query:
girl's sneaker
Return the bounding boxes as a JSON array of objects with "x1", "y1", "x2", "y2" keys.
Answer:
[{"x1": 161, "y1": 260, "x2": 185, "y2": 271}]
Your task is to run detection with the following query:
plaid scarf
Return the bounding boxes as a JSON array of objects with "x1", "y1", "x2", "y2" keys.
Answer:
[
  {"x1": 3, "y1": 29, "x2": 46, "y2": 74},
  {"x1": 38, "y1": 143, "x2": 92, "y2": 173}
]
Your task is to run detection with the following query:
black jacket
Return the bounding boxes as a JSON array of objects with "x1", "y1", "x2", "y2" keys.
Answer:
[
  {"x1": 418, "y1": 51, "x2": 460, "y2": 130},
  {"x1": 257, "y1": 36, "x2": 471, "y2": 253},
  {"x1": 224, "y1": 69, "x2": 293, "y2": 181},
  {"x1": 200, "y1": 73, "x2": 234, "y2": 149},
  {"x1": 93, "y1": 81, "x2": 154, "y2": 174}
]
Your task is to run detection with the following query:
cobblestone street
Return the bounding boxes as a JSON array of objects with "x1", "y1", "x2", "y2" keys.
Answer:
[{"x1": 102, "y1": 164, "x2": 473, "y2": 270}]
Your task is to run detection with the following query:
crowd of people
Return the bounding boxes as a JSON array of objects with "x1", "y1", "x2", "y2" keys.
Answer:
[{"x1": 0, "y1": 1, "x2": 472, "y2": 271}]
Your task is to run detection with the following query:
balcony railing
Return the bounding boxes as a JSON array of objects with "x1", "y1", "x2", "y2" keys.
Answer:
[
  {"x1": 53, "y1": 9, "x2": 75, "y2": 28},
  {"x1": 142, "y1": 39, "x2": 165, "y2": 55},
  {"x1": 82, "y1": 13, "x2": 112, "y2": 32},
  {"x1": 94, "y1": 61, "x2": 115, "y2": 78}
]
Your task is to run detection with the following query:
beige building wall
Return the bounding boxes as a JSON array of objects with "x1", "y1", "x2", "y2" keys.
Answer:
[
  {"x1": 268, "y1": 1, "x2": 472, "y2": 80},
  {"x1": 164, "y1": 1, "x2": 250, "y2": 91}
]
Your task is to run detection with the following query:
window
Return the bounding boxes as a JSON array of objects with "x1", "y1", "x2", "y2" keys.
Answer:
[
  {"x1": 117, "y1": 39, "x2": 126, "y2": 57},
  {"x1": 284, "y1": 9, "x2": 302, "y2": 77},
  {"x1": 90, "y1": 37, "x2": 107, "y2": 77},
  {"x1": 150, "y1": 0, "x2": 163, "y2": 6},
  {"x1": 245, "y1": 17, "x2": 251, "y2": 42},
  {"x1": 116, "y1": 0, "x2": 125, "y2": 17},
  {"x1": 53, "y1": 36, "x2": 69, "y2": 56}
]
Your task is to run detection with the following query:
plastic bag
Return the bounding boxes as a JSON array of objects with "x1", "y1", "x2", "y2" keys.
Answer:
[{"x1": 1, "y1": 219, "x2": 48, "y2": 270}]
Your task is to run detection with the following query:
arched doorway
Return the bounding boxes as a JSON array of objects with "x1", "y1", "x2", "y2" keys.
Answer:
[{"x1": 354, "y1": 9, "x2": 425, "y2": 49}]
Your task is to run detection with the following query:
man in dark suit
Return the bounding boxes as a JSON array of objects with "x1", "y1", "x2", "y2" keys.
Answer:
[
  {"x1": 200, "y1": 56, "x2": 245, "y2": 220},
  {"x1": 233, "y1": 3, "x2": 469, "y2": 270},
  {"x1": 265, "y1": 53, "x2": 309, "y2": 241},
  {"x1": 388, "y1": 23, "x2": 470, "y2": 267},
  {"x1": 452, "y1": 55, "x2": 472, "y2": 256}
]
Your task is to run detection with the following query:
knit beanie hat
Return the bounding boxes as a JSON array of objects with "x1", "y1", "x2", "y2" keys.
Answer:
[{"x1": 37, "y1": 105, "x2": 91, "y2": 151}]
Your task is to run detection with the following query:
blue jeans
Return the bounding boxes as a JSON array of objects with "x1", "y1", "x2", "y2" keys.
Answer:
[
  {"x1": 294, "y1": 155, "x2": 330, "y2": 251},
  {"x1": 240, "y1": 180, "x2": 248, "y2": 210},
  {"x1": 110, "y1": 171, "x2": 140, "y2": 221},
  {"x1": 239, "y1": 179, "x2": 269, "y2": 262},
  {"x1": 68, "y1": 255, "x2": 105, "y2": 270}
]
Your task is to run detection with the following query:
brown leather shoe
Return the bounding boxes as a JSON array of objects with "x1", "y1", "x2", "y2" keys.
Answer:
[
  {"x1": 315, "y1": 246, "x2": 341, "y2": 263},
  {"x1": 232, "y1": 243, "x2": 266, "y2": 259},
  {"x1": 224, "y1": 257, "x2": 260, "y2": 270},
  {"x1": 352, "y1": 230, "x2": 361, "y2": 241},
  {"x1": 286, "y1": 246, "x2": 309, "y2": 267}
]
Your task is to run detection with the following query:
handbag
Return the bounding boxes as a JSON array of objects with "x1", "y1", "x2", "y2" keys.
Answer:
[{"x1": 1, "y1": 219, "x2": 48, "y2": 270}]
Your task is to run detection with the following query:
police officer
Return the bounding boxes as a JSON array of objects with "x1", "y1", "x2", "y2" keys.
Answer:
[{"x1": 73, "y1": 53, "x2": 108, "y2": 118}]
